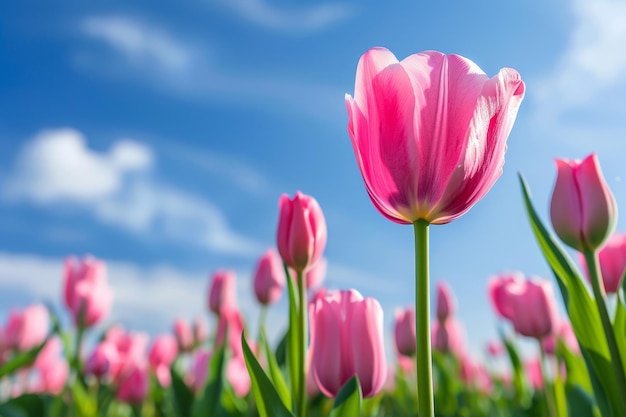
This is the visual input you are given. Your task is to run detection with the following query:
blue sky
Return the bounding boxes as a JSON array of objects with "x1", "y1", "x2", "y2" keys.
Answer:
[{"x1": 2, "y1": 0, "x2": 626, "y2": 360}]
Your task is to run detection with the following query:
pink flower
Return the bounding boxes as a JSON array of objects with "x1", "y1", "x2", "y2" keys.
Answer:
[
  {"x1": 489, "y1": 274, "x2": 559, "y2": 339},
  {"x1": 277, "y1": 192, "x2": 327, "y2": 273},
  {"x1": 117, "y1": 363, "x2": 149, "y2": 404},
  {"x1": 394, "y1": 307, "x2": 416, "y2": 357},
  {"x1": 227, "y1": 356, "x2": 251, "y2": 397},
  {"x1": 345, "y1": 47, "x2": 525, "y2": 225},
  {"x1": 187, "y1": 349, "x2": 211, "y2": 392},
  {"x1": 216, "y1": 309, "x2": 245, "y2": 358},
  {"x1": 580, "y1": 232, "x2": 626, "y2": 294},
  {"x1": 148, "y1": 334, "x2": 178, "y2": 387},
  {"x1": 3, "y1": 304, "x2": 49, "y2": 352},
  {"x1": 104, "y1": 326, "x2": 148, "y2": 382},
  {"x1": 85, "y1": 340, "x2": 121, "y2": 380},
  {"x1": 432, "y1": 318, "x2": 465, "y2": 355},
  {"x1": 173, "y1": 318, "x2": 194, "y2": 352},
  {"x1": 309, "y1": 289, "x2": 386, "y2": 398},
  {"x1": 436, "y1": 282, "x2": 456, "y2": 321},
  {"x1": 207, "y1": 270, "x2": 237, "y2": 316},
  {"x1": 526, "y1": 358, "x2": 543, "y2": 390},
  {"x1": 31, "y1": 338, "x2": 68, "y2": 395},
  {"x1": 550, "y1": 154, "x2": 617, "y2": 252},
  {"x1": 486, "y1": 341, "x2": 504, "y2": 357},
  {"x1": 193, "y1": 316, "x2": 208, "y2": 347},
  {"x1": 63, "y1": 256, "x2": 114, "y2": 327},
  {"x1": 543, "y1": 321, "x2": 580, "y2": 355},
  {"x1": 253, "y1": 249, "x2": 286, "y2": 305}
]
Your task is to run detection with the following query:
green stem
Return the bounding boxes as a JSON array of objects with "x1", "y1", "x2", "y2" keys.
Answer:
[
  {"x1": 74, "y1": 303, "x2": 85, "y2": 378},
  {"x1": 538, "y1": 341, "x2": 557, "y2": 417},
  {"x1": 297, "y1": 270, "x2": 308, "y2": 417},
  {"x1": 258, "y1": 306, "x2": 268, "y2": 342},
  {"x1": 584, "y1": 250, "x2": 626, "y2": 403},
  {"x1": 414, "y1": 220, "x2": 434, "y2": 417}
]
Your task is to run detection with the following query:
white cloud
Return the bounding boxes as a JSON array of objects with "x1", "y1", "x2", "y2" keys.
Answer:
[
  {"x1": 81, "y1": 16, "x2": 194, "y2": 74},
  {"x1": 215, "y1": 0, "x2": 354, "y2": 33},
  {"x1": 3, "y1": 129, "x2": 262, "y2": 257}
]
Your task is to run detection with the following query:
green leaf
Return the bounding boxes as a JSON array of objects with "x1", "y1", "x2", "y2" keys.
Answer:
[
  {"x1": 565, "y1": 384, "x2": 597, "y2": 417},
  {"x1": 170, "y1": 367, "x2": 194, "y2": 417},
  {"x1": 501, "y1": 335, "x2": 530, "y2": 407},
  {"x1": 70, "y1": 380, "x2": 96, "y2": 417},
  {"x1": 0, "y1": 339, "x2": 48, "y2": 378},
  {"x1": 557, "y1": 338, "x2": 591, "y2": 393},
  {"x1": 0, "y1": 394, "x2": 46, "y2": 417},
  {"x1": 192, "y1": 343, "x2": 226, "y2": 417},
  {"x1": 241, "y1": 333, "x2": 295, "y2": 417},
  {"x1": 330, "y1": 376, "x2": 362, "y2": 417},
  {"x1": 260, "y1": 327, "x2": 291, "y2": 408}
]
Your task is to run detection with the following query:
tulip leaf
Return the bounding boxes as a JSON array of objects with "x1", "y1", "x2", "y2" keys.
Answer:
[
  {"x1": 71, "y1": 380, "x2": 96, "y2": 417},
  {"x1": 191, "y1": 342, "x2": 226, "y2": 417},
  {"x1": 242, "y1": 333, "x2": 295, "y2": 417},
  {"x1": 0, "y1": 338, "x2": 49, "y2": 378},
  {"x1": 0, "y1": 394, "x2": 48, "y2": 417},
  {"x1": 260, "y1": 327, "x2": 291, "y2": 408},
  {"x1": 170, "y1": 367, "x2": 194, "y2": 417},
  {"x1": 556, "y1": 338, "x2": 591, "y2": 393},
  {"x1": 501, "y1": 334, "x2": 530, "y2": 407},
  {"x1": 519, "y1": 175, "x2": 622, "y2": 416},
  {"x1": 330, "y1": 376, "x2": 362, "y2": 417},
  {"x1": 565, "y1": 384, "x2": 597, "y2": 417}
]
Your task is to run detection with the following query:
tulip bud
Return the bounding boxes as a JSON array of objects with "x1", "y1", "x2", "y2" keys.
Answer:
[
  {"x1": 253, "y1": 249, "x2": 286, "y2": 305},
  {"x1": 4, "y1": 304, "x2": 49, "y2": 352},
  {"x1": 309, "y1": 289, "x2": 386, "y2": 398},
  {"x1": 207, "y1": 270, "x2": 237, "y2": 316},
  {"x1": 173, "y1": 318, "x2": 194, "y2": 353},
  {"x1": 149, "y1": 334, "x2": 178, "y2": 387},
  {"x1": 117, "y1": 364, "x2": 149, "y2": 404},
  {"x1": 85, "y1": 341, "x2": 121, "y2": 380},
  {"x1": 580, "y1": 232, "x2": 626, "y2": 294},
  {"x1": 550, "y1": 154, "x2": 617, "y2": 252},
  {"x1": 192, "y1": 316, "x2": 208, "y2": 346},
  {"x1": 32, "y1": 338, "x2": 68, "y2": 395},
  {"x1": 276, "y1": 192, "x2": 327, "y2": 273},
  {"x1": 486, "y1": 341, "x2": 504, "y2": 357},
  {"x1": 431, "y1": 318, "x2": 465, "y2": 355},
  {"x1": 436, "y1": 282, "x2": 455, "y2": 321},
  {"x1": 394, "y1": 307, "x2": 416, "y2": 357}
]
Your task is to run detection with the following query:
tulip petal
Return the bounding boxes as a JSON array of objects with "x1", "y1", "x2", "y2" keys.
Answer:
[
  {"x1": 351, "y1": 298, "x2": 386, "y2": 397},
  {"x1": 550, "y1": 159, "x2": 585, "y2": 250}
]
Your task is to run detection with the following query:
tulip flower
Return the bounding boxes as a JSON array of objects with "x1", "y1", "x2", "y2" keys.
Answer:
[
  {"x1": 31, "y1": 338, "x2": 68, "y2": 395},
  {"x1": 104, "y1": 326, "x2": 149, "y2": 382},
  {"x1": 193, "y1": 316, "x2": 208, "y2": 346},
  {"x1": 227, "y1": 356, "x2": 251, "y2": 397},
  {"x1": 207, "y1": 270, "x2": 237, "y2": 316},
  {"x1": 486, "y1": 341, "x2": 504, "y2": 357},
  {"x1": 3, "y1": 304, "x2": 49, "y2": 352},
  {"x1": 253, "y1": 248, "x2": 286, "y2": 305},
  {"x1": 85, "y1": 340, "x2": 121, "y2": 380},
  {"x1": 550, "y1": 154, "x2": 617, "y2": 252},
  {"x1": 117, "y1": 363, "x2": 149, "y2": 404},
  {"x1": 436, "y1": 282, "x2": 456, "y2": 321},
  {"x1": 63, "y1": 256, "x2": 114, "y2": 327},
  {"x1": 148, "y1": 334, "x2": 178, "y2": 387},
  {"x1": 526, "y1": 358, "x2": 544, "y2": 390},
  {"x1": 394, "y1": 307, "x2": 416, "y2": 357},
  {"x1": 173, "y1": 318, "x2": 194, "y2": 352},
  {"x1": 187, "y1": 349, "x2": 212, "y2": 392},
  {"x1": 276, "y1": 192, "x2": 327, "y2": 273},
  {"x1": 309, "y1": 289, "x2": 386, "y2": 398},
  {"x1": 489, "y1": 274, "x2": 559, "y2": 339},
  {"x1": 431, "y1": 318, "x2": 465, "y2": 355},
  {"x1": 543, "y1": 321, "x2": 580, "y2": 355},
  {"x1": 580, "y1": 232, "x2": 626, "y2": 294}
]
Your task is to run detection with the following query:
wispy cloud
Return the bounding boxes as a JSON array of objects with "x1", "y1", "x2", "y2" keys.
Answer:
[
  {"x1": 531, "y1": 0, "x2": 626, "y2": 150},
  {"x1": 76, "y1": 16, "x2": 345, "y2": 120},
  {"x1": 214, "y1": 0, "x2": 354, "y2": 34},
  {"x1": 2, "y1": 129, "x2": 263, "y2": 257}
]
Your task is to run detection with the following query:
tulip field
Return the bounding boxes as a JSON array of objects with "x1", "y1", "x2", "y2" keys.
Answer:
[{"x1": 2, "y1": 47, "x2": 626, "y2": 417}]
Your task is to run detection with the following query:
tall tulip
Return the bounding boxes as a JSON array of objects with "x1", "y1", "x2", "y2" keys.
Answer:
[
  {"x1": 309, "y1": 289, "x2": 386, "y2": 398},
  {"x1": 345, "y1": 46, "x2": 524, "y2": 417}
]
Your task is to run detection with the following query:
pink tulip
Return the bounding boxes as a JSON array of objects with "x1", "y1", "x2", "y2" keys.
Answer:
[
  {"x1": 486, "y1": 341, "x2": 504, "y2": 357},
  {"x1": 550, "y1": 154, "x2": 617, "y2": 252},
  {"x1": 173, "y1": 318, "x2": 194, "y2": 352},
  {"x1": 4, "y1": 304, "x2": 49, "y2": 352},
  {"x1": 117, "y1": 363, "x2": 149, "y2": 404},
  {"x1": 345, "y1": 47, "x2": 525, "y2": 225},
  {"x1": 543, "y1": 321, "x2": 580, "y2": 355},
  {"x1": 63, "y1": 256, "x2": 113, "y2": 327},
  {"x1": 149, "y1": 334, "x2": 178, "y2": 387},
  {"x1": 193, "y1": 316, "x2": 208, "y2": 346},
  {"x1": 85, "y1": 340, "x2": 121, "y2": 380},
  {"x1": 436, "y1": 282, "x2": 456, "y2": 321},
  {"x1": 105, "y1": 326, "x2": 148, "y2": 382},
  {"x1": 216, "y1": 309, "x2": 245, "y2": 358},
  {"x1": 253, "y1": 249, "x2": 286, "y2": 305},
  {"x1": 31, "y1": 338, "x2": 68, "y2": 395},
  {"x1": 489, "y1": 275, "x2": 559, "y2": 339},
  {"x1": 394, "y1": 307, "x2": 416, "y2": 357},
  {"x1": 431, "y1": 318, "x2": 465, "y2": 355},
  {"x1": 227, "y1": 356, "x2": 251, "y2": 397},
  {"x1": 276, "y1": 192, "x2": 327, "y2": 273},
  {"x1": 488, "y1": 272, "x2": 525, "y2": 320},
  {"x1": 207, "y1": 270, "x2": 237, "y2": 316},
  {"x1": 309, "y1": 289, "x2": 386, "y2": 398},
  {"x1": 580, "y1": 232, "x2": 626, "y2": 294},
  {"x1": 187, "y1": 349, "x2": 211, "y2": 392},
  {"x1": 526, "y1": 358, "x2": 543, "y2": 390}
]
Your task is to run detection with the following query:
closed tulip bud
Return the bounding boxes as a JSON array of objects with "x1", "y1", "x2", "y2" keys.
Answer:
[
  {"x1": 436, "y1": 282, "x2": 456, "y2": 321},
  {"x1": 580, "y1": 232, "x2": 626, "y2": 294},
  {"x1": 277, "y1": 192, "x2": 327, "y2": 273},
  {"x1": 32, "y1": 338, "x2": 68, "y2": 395},
  {"x1": 345, "y1": 47, "x2": 525, "y2": 225},
  {"x1": 173, "y1": 318, "x2": 193, "y2": 352},
  {"x1": 63, "y1": 256, "x2": 113, "y2": 327},
  {"x1": 486, "y1": 341, "x2": 504, "y2": 357},
  {"x1": 543, "y1": 321, "x2": 580, "y2": 355},
  {"x1": 85, "y1": 341, "x2": 121, "y2": 380},
  {"x1": 149, "y1": 334, "x2": 178, "y2": 387},
  {"x1": 187, "y1": 349, "x2": 211, "y2": 392},
  {"x1": 431, "y1": 318, "x2": 465, "y2": 355},
  {"x1": 192, "y1": 316, "x2": 208, "y2": 346},
  {"x1": 489, "y1": 275, "x2": 559, "y2": 339},
  {"x1": 253, "y1": 249, "x2": 286, "y2": 305},
  {"x1": 4, "y1": 304, "x2": 49, "y2": 352},
  {"x1": 309, "y1": 289, "x2": 386, "y2": 398},
  {"x1": 207, "y1": 270, "x2": 237, "y2": 316},
  {"x1": 488, "y1": 272, "x2": 525, "y2": 320},
  {"x1": 394, "y1": 307, "x2": 416, "y2": 357},
  {"x1": 117, "y1": 364, "x2": 149, "y2": 404},
  {"x1": 550, "y1": 154, "x2": 617, "y2": 252}
]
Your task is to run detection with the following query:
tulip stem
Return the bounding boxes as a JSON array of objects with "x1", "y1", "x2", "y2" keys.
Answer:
[
  {"x1": 584, "y1": 250, "x2": 626, "y2": 403},
  {"x1": 297, "y1": 270, "x2": 308, "y2": 417},
  {"x1": 258, "y1": 306, "x2": 267, "y2": 341},
  {"x1": 538, "y1": 341, "x2": 557, "y2": 417},
  {"x1": 414, "y1": 219, "x2": 434, "y2": 417}
]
